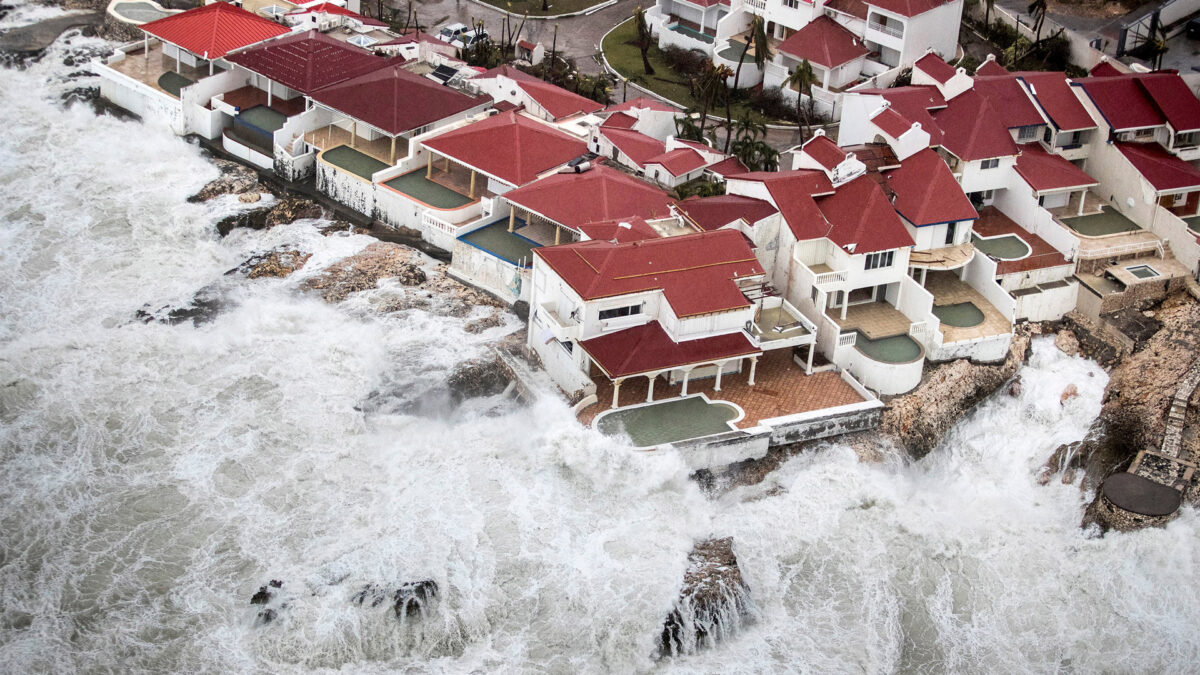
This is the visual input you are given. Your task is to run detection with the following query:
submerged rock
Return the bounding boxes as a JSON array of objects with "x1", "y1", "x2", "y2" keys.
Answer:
[
  {"x1": 250, "y1": 586, "x2": 272, "y2": 605},
  {"x1": 660, "y1": 538, "x2": 754, "y2": 658},
  {"x1": 216, "y1": 197, "x2": 324, "y2": 237},
  {"x1": 1053, "y1": 329, "x2": 1080, "y2": 356},
  {"x1": 189, "y1": 159, "x2": 259, "y2": 203},
  {"x1": 302, "y1": 242, "x2": 426, "y2": 303},
  {"x1": 351, "y1": 580, "x2": 439, "y2": 620},
  {"x1": 135, "y1": 284, "x2": 225, "y2": 326},
  {"x1": 446, "y1": 357, "x2": 511, "y2": 403},
  {"x1": 230, "y1": 249, "x2": 312, "y2": 279}
]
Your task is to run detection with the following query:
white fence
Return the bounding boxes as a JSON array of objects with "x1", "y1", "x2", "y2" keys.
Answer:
[
  {"x1": 1150, "y1": 206, "x2": 1200, "y2": 276},
  {"x1": 965, "y1": 254, "x2": 1016, "y2": 322}
]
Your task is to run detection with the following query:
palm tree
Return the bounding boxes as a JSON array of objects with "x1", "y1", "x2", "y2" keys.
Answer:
[
  {"x1": 695, "y1": 60, "x2": 731, "y2": 138},
  {"x1": 725, "y1": 16, "x2": 773, "y2": 153},
  {"x1": 633, "y1": 6, "x2": 655, "y2": 76},
  {"x1": 1028, "y1": 0, "x2": 1047, "y2": 48},
  {"x1": 782, "y1": 58, "x2": 815, "y2": 143}
]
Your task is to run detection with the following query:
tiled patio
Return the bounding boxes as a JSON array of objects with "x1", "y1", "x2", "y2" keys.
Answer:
[
  {"x1": 973, "y1": 206, "x2": 1072, "y2": 275},
  {"x1": 305, "y1": 126, "x2": 397, "y2": 164},
  {"x1": 923, "y1": 271, "x2": 1012, "y2": 341},
  {"x1": 426, "y1": 160, "x2": 493, "y2": 200},
  {"x1": 578, "y1": 350, "x2": 864, "y2": 428},
  {"x1": 1075, "y1": 229, "x2": 1163, "y2": 260},
  {"x1": 826, "y1": 301, "x2": 911, "y2": 339},
  {"x1": 1049, "y1": 190, "x2": 1105, "y2": 219},
  {"x1": 221, "y1": 85, "x2": 306, "y2": 117},
  {"x1": 106, "y1": 43, "x2": 206, "y2": 96}
]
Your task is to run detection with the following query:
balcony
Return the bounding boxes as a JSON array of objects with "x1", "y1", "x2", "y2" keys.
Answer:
[
  {"x1": 866, "y1": 19, "x2": 903, "y2": 39},
  {"x1": 538, "y1": 303, "x2": 581, "y2": 342},
  {"x1": 811, "y1": 263, "x2": 849, "y2": 287}
]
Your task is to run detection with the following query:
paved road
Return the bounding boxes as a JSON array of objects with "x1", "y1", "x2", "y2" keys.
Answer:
[{"x1": 0, "y1": 11, "x2": 102, "y2": 54}]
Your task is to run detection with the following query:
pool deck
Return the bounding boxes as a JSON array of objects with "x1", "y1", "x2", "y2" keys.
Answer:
[
  {"x1": 1103, "y1": 255, "x2": 1191, "y2": 287},
  {"x1": 578, "y1": 350, "x2": 864, "y2": 429},
  {"x1": 105, "y1": 43, "x2": 205, "y2": 98},
  {"x1": 826, "y1": 301, "x2": 911, "y2": 340},
  {"x1": 306, "y1": 126, "x2": 398, "y2": 165},
  {"x1": 222, "y1": 85, "x2": 305, "y2": 118},
  {"x1": 973, "y1": 207, "x2": 1072, "y2": 275},
  {"x1": 923, "y1": 271, "x2": 1012, "y2": 342}
]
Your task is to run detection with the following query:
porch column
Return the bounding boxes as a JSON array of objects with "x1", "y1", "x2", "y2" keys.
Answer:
[
  {"x1": 267, "y1": 82, "x2": 272, "y2": 107},
  {"x1": 508, "y1": 210, "x2": 516, "y2": 233},
  {"x1": 208, "y1": 60, "x2": 213, "y2": 76},
  {"x1": 748, "y1": 356, "x2": 758, "y2": 386},
  {"x1": 427, "y1": 152, "x2": 433, "y2": 179},
  {"x1": 143, "y1": 33, "x2": 148, "y2": 62},
  {"x1": 555, "y1": 226, "x2": 562, "y2": 245},
  {"x1": 611, "y1": 377, "x2": 624, "y2": 409},
  {"x1": 921, "y1": 268, "x2": 928, "y2": 286},
  {"x1": 1077, "y1": 189, "x2": 1086, "y2": 216},
  {"x1": 444, "y1": 156, "x2": 450, "y2": 172},
  {"x1": 390, "y1": 136, "x2": 397, "y2": 164},
  {"x1": 469, "y1": 170, "x2": 477, "y2": 199},
  {"x1": 714, "y1": 362, "x2": 724, "y2": 392},
  {"x1": 806, "y1": 343, "x2": 815, "y2": 374},
  {"x1": 646, "y1": 373, "x2": 656, "y2": 402},
  {"x1": 841, "y1": 298, "x2": 848, "y2": 321},
  {"x1": 351, "y1": 121, "x2": 357, "y2": 149},
  {"x1": 176, "y1": 55, "x2": 181, "y2": 73},
  {"x1": 681, "y1": 368, "x2": 693, "y2": 396}
]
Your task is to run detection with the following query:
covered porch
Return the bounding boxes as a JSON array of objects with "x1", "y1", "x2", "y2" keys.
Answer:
[
  {"x1": 421, "y1": 150, "x2": 499, "y2": 203},
  {"x1": 306, "y1": 122, "x2": 406, "y2": 166},
  {"x1": 105, "y1": 41, "x2": 208, "y2": 97}
]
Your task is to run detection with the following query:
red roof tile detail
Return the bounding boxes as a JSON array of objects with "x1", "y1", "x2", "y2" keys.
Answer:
[
  {"x1": 1138, "y1": 75, "x2": 1200, "y2": 133},
  {"x1": 536, "y1": 229, "x2": 762, "y2": 317},
  {"x1": 310, "y1": 64, "x2": 487, "y2": 136},
  {"x1": 825, "y1": 0, "x2": 869, "y2": 19},
  {"x1": 814, "y1": 175, "x2": 915, "y2": 252},
  {"x1": 1073, "y1": 76, "x2": 1165, "y2": 131},
  {"x1": 1089, "y1": 61, "x2": 1123, "y2": 77},
  {"x1": 1018, "y1": 72, "x2": 1094, "y2": 131},
  {"x1": 605, "y1": 96, "x2": 678, "y2": 113},
  {"x1": 287, "y1": 3, "x2": 386, "y2": 26},
  {"x1": 601, "y1": 112, "x2": 638, "y2": 129},
  {"x1": 868, "y1": 86, "x2": 946, "y2": 143},
  {"x1": 480, "y1": 65, "x2": 603, "y2": 119},
  {"x1": 647, "y1": 148, "x2": 708, "y2": 176},
  {"x1": 422, "y1": 111, "x2": 587, "y2": 186},
  {"x1": 601, "y1": 127, "x2": 667, "y2": 167},
  {"x1": 1013, "y1": 145, "x2": 1097, "y2": 192},
  {"x1": 868, "y1": 0, "x2": 955, "y2": 16},
  {"x1": 577, "y1": 216, "x2": 662, "y2": 243},
  {"x1": 883, "y1": 148, "x2": 977, "y2": 225},
  {"x1": 871, "y1": 106, "x2": 914, "y2": 137},
  {"x1": 379, "y1": 29, "x2": 443, "y2": 45},
  {"x1": 802, "y1": 134, "x2": 848, "y2": 170},
  {"x1": 973, "y1": 75, "x2": 1045, "y2": 128},
  {"x1": 933, "y1": 90, "x2": 1018, "y2": 160},
  {"x1": 226, "y1": 30, "x2": 386, "y2": 94},
  {"x1": 707, "y1": 156, "x2": 750, "y2": 177},
  {"x1": 141, "y1": 2, "x2": 289, "y2": 59},
  {"x1": 505, "y1": 164, "x2": 676, "y2": 228},
  {"x1": 580, "y1": 320, "x2": 759, "y2": 378},
  {"x1": 778, "y1": 17, "x2": 869, "y2": 68},
  {"x1": 914, "y1": 52, "x2": 955, "y2": 84},
  {"x1": 678, "y1": 194, "x2": 778, "y2": 230},
  {"x1": 975, "y1": 59, "x2": 1008, "y2": 76},
  {"x1": 1117, "y1": 142, "x2": 1200, "y2": 192}
]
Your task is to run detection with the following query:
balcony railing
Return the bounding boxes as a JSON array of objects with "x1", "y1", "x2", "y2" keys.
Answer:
[
  {"x1": 814, "y1": 269, "x2": 849, "y2": 286},
  {"x1": 867, "y1": 20, "x2": 903, "y2": 38},
  {"x1": 539, "y1": 303, "x2": 581, "y2": 341},
  {"x1": 837, "y1": 331, "x2": 857, "y2": 347}
]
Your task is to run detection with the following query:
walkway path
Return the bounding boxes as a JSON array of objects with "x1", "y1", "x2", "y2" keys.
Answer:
[
  {"x1": 1126, "y1": 357, "x2": 1200, "y2": 496},
  {"x1": 0, "y1": 11, "x2": 102, "y2": 55}
]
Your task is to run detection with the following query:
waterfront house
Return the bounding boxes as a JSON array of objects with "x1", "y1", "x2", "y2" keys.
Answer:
[{"x1": 468, "y1": 65, "x2": 605, "y2": 123}]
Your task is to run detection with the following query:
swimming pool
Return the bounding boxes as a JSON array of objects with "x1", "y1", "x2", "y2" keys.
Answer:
[
  {"x1": 852, "y1": 332, "x2": 923, "y2": 364},
  {"x1": 595, "y1": 395, "x2": 741, "y2": 447},
  {"x1": 972, "y1": 233, "x2": 1030, "y2": 260},
  {"x1": 1060, "y1": 208, "x2": 1140, "y2": 237},
  {"x1": 933, "y1": 302, "x2": 985, "y2": 327}
]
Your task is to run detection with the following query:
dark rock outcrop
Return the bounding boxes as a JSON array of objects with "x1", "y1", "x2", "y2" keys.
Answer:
[
  {"x1": 230, "y1": 249, "x2": 312, "y2": 279},
  {"x1": 189, "y1": 159, "x2": 260, "y2": 203},
  {"x1": 882, "y1": 327, "x2": 1032, "y2": 458},
  {"x1": 302, "y1": 242, "x2": 426, "y2": 302},
  {"x1": 660, "y1": 538, "x2": 754, "y2": 658},
  {"x1": 352, "y1": 580, "x2": 439, "y2": 620},
  {"x1": 135, "y1": 284, "x2": 225, "y2": 326},
  {"x1": 216, "y1": 197, "x2": 324, "y2": 236},
  {"x1": 446, "y1": 357, "x2": 511, "y2": 402}
]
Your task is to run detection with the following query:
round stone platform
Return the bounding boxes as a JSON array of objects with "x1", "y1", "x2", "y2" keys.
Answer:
[{"x1": 1102, "y1": 472, "x2": 1182, "y2": 517}]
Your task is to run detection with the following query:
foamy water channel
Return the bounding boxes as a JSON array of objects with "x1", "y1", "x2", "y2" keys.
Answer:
[{"x1": 0, "y1": 9, "x2": 1197, "y2": 672}]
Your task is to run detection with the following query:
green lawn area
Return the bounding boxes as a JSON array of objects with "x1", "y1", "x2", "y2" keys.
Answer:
[
  {"x1": 602, "y1": 17, "x2": 774, "y2": 125},
  {"x1": 476, "y1": 0, "x2": 608, "y2": 17}
]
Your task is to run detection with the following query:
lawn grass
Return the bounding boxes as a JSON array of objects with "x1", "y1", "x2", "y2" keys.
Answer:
[
  {"x1": 476, "y1": 0, "x2": 608, "y2": 17},
  {"x1": 601, "y1": 17, "x2": 774, "y2": 125}
]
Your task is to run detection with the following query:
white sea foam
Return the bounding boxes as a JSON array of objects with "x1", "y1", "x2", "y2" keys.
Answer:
[{"x1": 1, "y1": 13, "x2": 1198, "y2": 673}]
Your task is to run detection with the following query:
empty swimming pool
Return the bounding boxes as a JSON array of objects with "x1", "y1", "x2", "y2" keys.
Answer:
[
  {"x1": 972, "y1": 233, "x2": 1030, "y2": 260},
  {"x1": 852, "y1": 332, "x2": 923, "y2": 364},
  {"x1": 933, "y1": 302, "x2": 985, "y2": 327},
  {"x1": 238, "y1": 105, "x2": 286, "y2": 133},
  {"x1": 1127, "y1": 264, "x2": 1159, "y2": 279},
  {"x1": 595, "y1": 395, "x2": 740, "y2": 447}
]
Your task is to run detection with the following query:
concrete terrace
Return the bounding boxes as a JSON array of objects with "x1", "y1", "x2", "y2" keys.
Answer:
[
  {"x1": 578, "y1": 350, "x2": 864, "y2": 428},
  {"x1": 972, "y1": 207, "x2": 1072, "y2": 275},
  {"x1": 107, "y1": 43, "x2": 206, "y2": 97},
  {"x1": 826, "y1": 301, "x2": 911, "y2": 339},
  {"x1": 222, "y1": 85, "x2": 306, "y2": 117},
  {"x1": 923, "y1": 270, "x2": 1012, "y2": 342}
]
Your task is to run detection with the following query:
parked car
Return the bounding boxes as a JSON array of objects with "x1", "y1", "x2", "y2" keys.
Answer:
[
  {"x1": 437, "y1": 23, "x2": 469, "y2": 43},
  {"x1": 452, "y1": 29, "x2": 489, "y2": 50}
]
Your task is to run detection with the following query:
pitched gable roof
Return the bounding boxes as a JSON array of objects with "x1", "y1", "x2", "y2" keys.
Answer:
[
  {"x1": 480, "y1": 65, "x2": 604, "y2": 119},
  {"x1": 225, "y1": 30, "x2": 386, "y2": 94},
  {"x1": 867, "y1": 0, "x2": 956, "y2": 17},
  {"x1": 1117, "y1": 142, "x2": 1200, "y2": 192},
  {"x1": 504, "y1": 164, "x2": 676, "y2": 228},
  {"x1": 778, "y1": 16, "x2": 869, "y2": 68},
  {"x1": 1073, "y1": 75, "x2": 1166, "y2": 131},
  {"x1": 577, "y1": 216, "x2": 663, "y2": 243},
  {"x1": 975, "y1": 58, "x2": 1008, "y2": 76},
  {"x1": 802, "y1": 133, "x2": 849, "y2": 170},
  {"x1": 871, "y1": 106, "x2": 914, "y2": 137},
  {"x1": 580, "y1": 321, "x2": 759, "y2": 378},
  {"x1": 914, "y1": 52, "x2": 956, "y2": 84},
  {"x1": 646, "y1": 148, "x2": 708, "y2": 176},
  {"x1": 601, "y1": 127, "x2": 667, "y2": 167},
  {"x1": 141, "y1": 2, "x2": 289, "y2": 59},
  {"x1": 882, "y1": 148, "x2": 977, "y2": 225},
  {"x1": 422, "y1": 111, "x2": 587, "y2": 186},
  {"x1": 1138, "y1": 74, "x2": 1200, "y2": 133},
  {"x1": 1018, "y1": 72, "x2": 1095, "y2": 132},
  {"x1": 1013, "y1": 145, "x2": 1098, "y2": 192},
  {"x1": 310, "y1": 64, "x2": 488, "y2": 136},
  {"x1": 814, "y1": 175, "x2": 915, "y2": 252},
  {"x1": 933, "y1": 89, "x2": 1018, "y2": 160},
  {"x1": 972, "y1": 75, "x2": 1045, "y2": 128},
  {"x1": 677, "y1": 194, "x2": 778, "y2": 230},
  {"x1": 706, "y1": 156, "x2": 750, "y2": 177}
]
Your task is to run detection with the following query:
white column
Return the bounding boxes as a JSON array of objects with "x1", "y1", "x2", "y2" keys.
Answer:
[
  {"x1": 267, "y1": 82, "x2": 273, "y2": 107},
  {"x1": 143, "y1": 34, "x2": 148, "y2": 61},
  {"x1": 748, "y1": 356, "x2": 758, "y2": 386},
  {"x1": 611, "y1": 378, "x2": 623, "y2": 409},
  {"x1": 841, "y1": 295, "x2": 848, "y2": 321},
  {"x1": 1077, "y1": 189, "x2": 1086, "y2": 216},
  {"x1": 921, "y1": 268, "x2": 928, "y2": 286},
  {"x1": 714, "y1": 362, "x2": 724, "y2": 392},
  {"x1": 646, "y1": 374, "x2": 656, "y2": 402},
  {"x1": 681, "y1": 369, "x2": 692, "y2": 396},
  {"x1": 806, "y1": 344, "x2": 815, "y2": 374}
]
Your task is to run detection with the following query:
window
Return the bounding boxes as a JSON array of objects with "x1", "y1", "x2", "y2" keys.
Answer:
[
  {"x1": 865, "y1": 250, "x2": 894, "y2": 270},
  {"x1": 980, "y1": 158, "x2": 1000, "y2": 170},
  {"x1": 1173, "y1": 193, "x2": 1187, "y2": 207},
  {"x1": 784, "y1": 0, "x2": 799, "y2": 7},
  {"x1": 611, "y1": 147, "x2": 619, "y2": 160},
  {"x1": 348, "y1": 35, "x2": 378, "y2": 48},
  {"x1": 1135, "y1": 128, "x2": 1154, "y2": 138},
  {"x1": 810, "y1": 286, "x2": 819, "y2": 304},
  {"x1": 1017, "y1": 126, "x2": 1039, "y2": 141},
  {"x1": 944, "y1": 221, "x2": 957, "y2": 246},
  {"x1": 1043, "y1": 127, "x2": 1053, "y2": 144},
  {"x1": 599, "y1": 304, "x2": 641, "y2": 320},
  {"x1": 559, "y1": 340, "x2": 574, "y2": 354}
]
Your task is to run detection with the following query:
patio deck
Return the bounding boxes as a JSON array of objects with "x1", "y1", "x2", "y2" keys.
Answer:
[
  {"x1": 826, "y1": 301, "x2": 911, "y2": 340},
  {"x1": 321, "y1": 145, "x2": 388, "y2": 180},
  {"x1": 383, "y1": 169, "x2": 475, "y2": 209},
  {"x1": 107, "y1": 43, "x2": 205, "y2": 97},
  {"x1": 578, "y1": 350, "x2": 864, "y2": 428},
  {"x1": 459, "y1": 220, "x2": 539, "y2": 266},
  {"x1": 972, "y1": 206, "x2": 1071, "y2": 275},
  {"x1": 923, "y1": 271, "x2": 1011, "y2": 342},
  {"x1": 1049, "y1": 191, "x2": 1106, "y2": 219},
  {"x1": 754, "y1": 304, "x2": 811, "y2": 343},
  {"x1": 221, "y1": 85, "x2": 305, "y2": 117},
  {"x1": 306, "y1": 126, "x2": 397, "y2": 164},
  {"x1": 1059, "y1": 208, "x2": 1141, "y2": 237}
]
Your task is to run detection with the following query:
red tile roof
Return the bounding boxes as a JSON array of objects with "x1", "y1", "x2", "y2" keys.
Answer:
[
  {"x1": 1013, "y1": 145, "x2": 1098, "y2": 192},
  {"x1": 422, "y1": 111, "x2": 587, "y2": 186},
  {"x1": 577, "y1": 216, "x2": 662, "y2": 243},
  {"x1": 1018, "y1": 72, "x2": 1095, "y2": 132},
  {"x1": 505, "y1": 164, "x2": 676, "y2": 228},
  {"x1": 802, "y1": 133, "x2": 848, "y2": 170},
  {"x1": 778, "y1": 17, "x2": 869, "y2": 69},
  {"x1": 1089, "y1": 60, "x2": 1123, "y2": 77},
  {"x1": 601, "y1": 127, "x2": 667, "y2": 167},
  {"x1": 815, "y1": 175, "x2": 914, "y2": 252},
  {"x1": 535, "y1": 229, "x2": 762, "y2": 318},
  {"x1": 975, "y1": 59, "x2": 1008, "y2": 76},
  {"x1": 973, "y1": 75, "x2": 1045, "y2": 128},
  {"x1": 226, "y1": 30, "x2": 386, "y2": 94},
  {"x1": 601, "y1": 111, "x2": 638, "y2": 129},
  {"x1": 287, "y1": 3, "x2": 386, "y2": 27},
  {"x1": 310, "y1": 64, "x2": 488, "y2": 136},
  {"x1": 868, "y1": 0, "x2": 955, "y2": 16},
  {"x1": 706, "y1": 156, "x2": 749, "y2": 177},
  {"x1": 646, "y1": 148, "x2": 708, "y2": 176},
  {"x1": 868, "y1": 86, "x2": 946, "y2": 143},
  {"x1": 882, "y1": 148, "x2": 977, "y2": 225},
  {"x1": 871, "y1": 106, "x2": 914, "y2": 137},
  {"x1": 580, "y1": 320, "x2": 759, "y2": 378},
  {"x1": 678, "y1": 194, "x2": 778, "y2": 230},
  {"x1": 379, "y1": 29, "x2": 443, "y2": 46},
  {"x1": 479, "y1": 64, "x2": 604, "y2": 120},
  {"x1": 1072, "y1": 76, "x2": 1165, "y2": 131},
  {"x1": 914, "y1": 52, "x2": 955, "y2": 84},
  {"x1": 605, "y1": 96, "x2": 678, "y2": 113},
  {"x1": 140, "y1": 2, "x2": 289, "y2": 59},
  {"x1": 1138, "y1": 74, "x2": 1200, "y2": 133},
  {"x1": 825, "y1": 0, "x2": 868, "y2": 19},
  {"x1": 1117, "y1": 142, "x2": 1200, "y2": 192},
  {"x1": 933, "y1": 90, "x2": 1018, "y2": 160}
]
